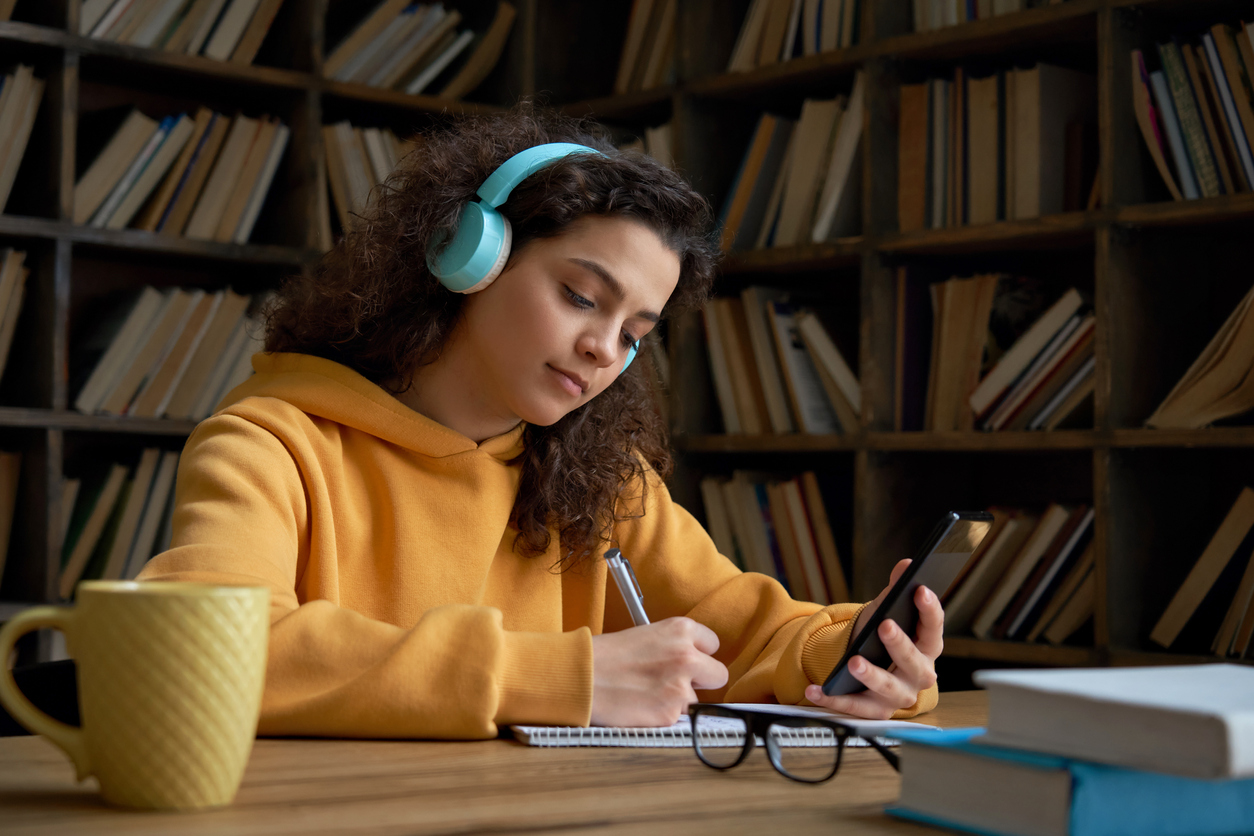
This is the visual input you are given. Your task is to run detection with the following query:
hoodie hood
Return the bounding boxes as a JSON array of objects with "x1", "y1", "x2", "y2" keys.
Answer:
[{"x1": 220, "y1": 352, "x2": 526, "y2": 462}]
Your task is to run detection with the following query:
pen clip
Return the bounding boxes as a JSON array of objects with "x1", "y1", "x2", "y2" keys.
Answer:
[
  {"x1": 605, "y1": 547, "x2": 644, "y2": 602},
  {"x1": 621, "y1": 555, "x2": 644, "y2": 603}
]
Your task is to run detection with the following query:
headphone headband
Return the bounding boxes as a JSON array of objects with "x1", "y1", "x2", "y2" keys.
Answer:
[{"x1": 477, "y1": 142, "x2": 603, "y2": 207}]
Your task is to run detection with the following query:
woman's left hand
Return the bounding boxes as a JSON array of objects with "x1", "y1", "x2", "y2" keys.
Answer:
[{"x1": 803, "y1": 558, "x2": 942, "y2": 719}]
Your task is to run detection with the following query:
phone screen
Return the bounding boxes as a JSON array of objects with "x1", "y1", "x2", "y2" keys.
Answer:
[{"x1": 821, "y1": 511, "x2": 993, "y2": 697}]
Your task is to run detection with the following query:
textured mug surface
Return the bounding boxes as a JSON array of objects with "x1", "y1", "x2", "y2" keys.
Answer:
[{"x1": 0, "y1": 581, "x2": 269, "y2": 810}]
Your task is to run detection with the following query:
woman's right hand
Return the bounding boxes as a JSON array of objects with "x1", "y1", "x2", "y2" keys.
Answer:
[{"x1": 589, "y1": 617, "x2": 729, "y2": 727}]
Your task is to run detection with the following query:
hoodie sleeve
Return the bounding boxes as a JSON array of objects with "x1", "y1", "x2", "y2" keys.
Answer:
[
  {"x1": 614, "y1": 469, "x2": 937, "y2": 717},
  {"x1": 137, "y1": 413, "x2": 592, "y2": 739}
]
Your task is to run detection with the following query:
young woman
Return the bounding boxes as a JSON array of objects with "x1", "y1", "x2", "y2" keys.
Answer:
[{"x1": 138, "y1": 106, "x2": 942, "y2": 738}]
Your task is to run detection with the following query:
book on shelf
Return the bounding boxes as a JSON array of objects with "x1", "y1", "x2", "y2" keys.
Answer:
[
  {"x1": 975, "y1": 664, "x2": 1254, "y2": 780},
  {"x1": 323, "y1": 0, "x2": 515, "y2": 100},
  {"x1": 895, "y1": 271, "x2": 1092, "y2": 433},
  {"x1": 700, "y1": 470, "x2": 849, "y2": 603},
  {"x1": 0, "y1": 64, "x2": 45, "y2": 214},
  {"x1": 81, "y1": 0, "x2": 284, "y2": 63},
  {"x1": 323, "y1": 121, "x2": 411, "y2": 232},
  {"x1": 71, "y1": 285, "x2": 262, "y2": 419},
  {"x1": 1146, "y1": 281, "x2": 1254, "y2": 429},
  {"x1": 719, "y1": 74, "x2": 864, "y2": 251},
  {"x1": 1134, "y1": 22, "x2": 1254, "y2": 201},
  {"x1": 73, "y1": 107, "x2": 286, "y2": 242},
  {"x1": 890, "y1": 724, "x2": 1254, "y2": 836},
  {"x1": 727, "y1": 0, "x2": 860, "y2": 74},
  {"x1": 911, "y1": 0, "x2": 1069, "y2": 34},
  {"x1": 0, "y1": 450, "x2": 19, "y2": 589},
  {"x1": 939, "y1": 503, "x2": 1095, "y2": 646},
  {"x1": 1151, "y1": 487, "x2": 1254, "y2": 653},
  {"x1": 59, "y1": 449, "x2": 184, "y2": 596},
  {"x1": 897, "y1": 62, "x2": 1095, "y2": 230},
  {"x1": 614, "y1": 0, "x2": 676, "y2": 94},
  {"x1": 0, "y1": 248, "x2": 30, "y2": 385},
  {"x1": 699, "y1": 291, "x2": 857, "y2": 436}
]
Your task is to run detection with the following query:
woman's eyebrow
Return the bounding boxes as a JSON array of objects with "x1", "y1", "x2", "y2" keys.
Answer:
[{"x1": 568, "y1": 257, "x2": 660, "y2": 323}]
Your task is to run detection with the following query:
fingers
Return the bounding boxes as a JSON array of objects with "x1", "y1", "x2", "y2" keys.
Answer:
[
  {"x1": 679, "y1": 618, "x2": 722, "y2": 657},
  {"x1": 877, "y1": 618, "x2": 937, "y2": 693},
  {"x1": 912, "y1": 585, "x2": 945, "y2": 660},
  {"x1": 887, "y1": 558, "x2": 912, "y2": 586}
]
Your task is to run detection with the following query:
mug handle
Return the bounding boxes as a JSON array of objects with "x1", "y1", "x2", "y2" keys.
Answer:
[{"x1": 0, "y1": 606, "x2": 91, "y2": 780}]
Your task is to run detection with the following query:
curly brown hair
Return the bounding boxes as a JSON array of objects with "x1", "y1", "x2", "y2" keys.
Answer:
[{"x1": 265, "y1": 104, "x2": 718, "y2": 568}]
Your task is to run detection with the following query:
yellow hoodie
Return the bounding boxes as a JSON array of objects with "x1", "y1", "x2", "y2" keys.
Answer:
[{"x1": 139, "y1": 353, "x2": 936, "y2": 738}]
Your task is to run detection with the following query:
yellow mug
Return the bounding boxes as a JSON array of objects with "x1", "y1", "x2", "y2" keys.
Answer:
[{"x1": 0, "y1": 581, "x2": 269, "y2": 811}]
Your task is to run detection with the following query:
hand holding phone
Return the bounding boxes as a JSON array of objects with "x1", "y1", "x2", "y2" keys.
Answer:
[{"x1": 821, "y1": 511, "x2": 993, "y2": 697}]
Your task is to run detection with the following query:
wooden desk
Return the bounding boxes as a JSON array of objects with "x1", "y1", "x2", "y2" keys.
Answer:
[{"x1": 0, "y1": 691, "x2": 986, "y2": 835}]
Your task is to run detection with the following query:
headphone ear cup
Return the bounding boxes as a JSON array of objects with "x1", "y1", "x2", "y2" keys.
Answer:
[{"x1": 427, "y1": 203, "x2": 512, "y2": 294}]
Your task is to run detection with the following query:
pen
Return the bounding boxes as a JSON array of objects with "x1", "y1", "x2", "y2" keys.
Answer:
[{"x1": 604, "y1": 548, "x2": 650, "y2": 626}]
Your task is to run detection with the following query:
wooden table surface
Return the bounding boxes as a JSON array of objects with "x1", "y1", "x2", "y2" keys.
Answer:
[{"x1": 0, "y1": 691, "x2": 987, "y2": 835}]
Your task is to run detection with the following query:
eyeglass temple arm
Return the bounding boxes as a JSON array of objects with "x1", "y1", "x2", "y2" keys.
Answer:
[{"x1": 860, "y1": 733, "x2": 900, "y2": 772}]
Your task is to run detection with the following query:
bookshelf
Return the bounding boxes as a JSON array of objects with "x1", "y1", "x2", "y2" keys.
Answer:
[
  {"x1": 1, "y1": 0, "x2": 1252, "y2": 675},
  {"x1": 552, "y1": 0, "x2": 1254, "y2": 674}
]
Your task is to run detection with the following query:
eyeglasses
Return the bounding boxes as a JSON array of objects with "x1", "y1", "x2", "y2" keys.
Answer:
[{"x1": 687, "y1": 703, "x2": 901, "y2": 784}]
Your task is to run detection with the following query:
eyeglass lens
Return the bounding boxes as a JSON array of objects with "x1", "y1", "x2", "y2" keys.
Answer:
[
  {"x1": 767, "y1": 724, "x2": 843, "y2": 783},
  {"x1": 691, "y1": 711, "x2": 749, "y2": 769}
]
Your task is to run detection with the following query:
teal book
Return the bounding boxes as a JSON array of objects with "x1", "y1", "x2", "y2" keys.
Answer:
[{"x1": 889, "y1": 727, "x2": 1254, "y2": 836}]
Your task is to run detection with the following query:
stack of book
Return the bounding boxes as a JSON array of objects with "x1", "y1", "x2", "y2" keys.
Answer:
[
  {"x1": 700, "y1": 470, "x2": 850, "y2": 604},
  {"x1": 58, "y1": 448, "x2": 182, "y2": 598},
  {"x1": 703, "y1": 287, "x2": 860, "y2": 435},
  {"x1": 944, "y1": 504, "x2": 1096, "y2": 645},
  {"x1": 1146, "y1": 281, "x2": 1254, "y2": 429},
  {"x1": 72, "y1": 285, "x2": 266, "y2": 420},
  {"x1": 891, "y1": 665, "x2": 1254, "y2": 836},
  {"x1": 911, "y1": 0, "x2": 1068, "y2": 34},
  {"x1": 0, "y1": 249, "x2": 30, "y2": 387},
  {"x1": 895, "y1": 271, "x2": 1093, "y2": 432},
  {"x1": 0, "y1": 450, "x2": 20, "y2": 592},
  {"x1": 80, "y1": 0, "x2": 285, "y2": 64},
  {"x1": 728, "y1": 0, "x2": 862, "y2": 73},
  {"x1": 73, "y1": 107, "x2": 290, "y2": 243},
  {"x1": 617, "y1": 122, "x2": 675, "y2": 170},
  {"x1": 324, "y1": 0, "x2": 516, "y2": 100},
  {"x1": 896, "y1": 63, "x2": 1096, "y2": 232},
  {"x1": 613, "y1": 0, "x2": 676, "y2": 94},
  {"x1": 720, "y1": 72, "x2": 865, "y2": 251},
  {"x1": 0, "y1": 65, "x2": 44, "y2": 214},
  {"x1": 1132, "y1": 22, "x2": 1254, "y2": 203},
  {"x1": 323, "y1": 121, "x2": 415, "y2": 232},
  {"x1": 1151, "y1": 487, "x2": 1254, "y2": 658}
]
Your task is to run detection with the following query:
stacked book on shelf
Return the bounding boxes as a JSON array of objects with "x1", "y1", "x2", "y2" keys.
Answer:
[
  {"x1": 324, "y1": 0, "x2": 516, "y2": 99},
  {"x1": 1150, "y1": 487, "x2": 1254, "y2": 658},
  {"x1": 728, "y1": 0, "x2": 862, "y2": 73},
  {"x1": 944, "y1": 503, "x2": 1095, "y2": 645},
  {"x1": 73, "y1": 106, "x2": 290, "y2": 243},
  {"x1": 617, "y1": 122, "x2": 675, "y2": 170},
  {"x1": 0, "y1": 450, "x2": 20, "y2": 591},
  {"x1": 80, "y1": 0, "x2": 285, "y2": 64},
  {"x1": 700, "y1": 470, "x2": 850, "y2": 604},
  {"x1": 58, "y1": 447, "x2": 182, "y2": 598},
  {"x1": 72, "y1": 285, "x2": 266, "y2": 420},
  {"x1": 892, "y1": 665, "x2": 1254, "y2": 836},
  {"x1": 323, "y1": 121, "x2": 415, "y2": 233},
  {"x1": 719, "y1": 71, "x2": 864, "y2": 251},
  {"x1": 703, "y1": 287, "x2": 860, "y2": 435},
  {"x1": 1146, "y1": 281, "x2": 1254, "y2": 429},
  {"x1": 911, "y1": 0, "x2": 1068, "y2": 34},
  {"x1": 614, "y1": 0, "x2": 676, "y2": 94},
  {"x1": 1132, "y1": 22, "x2": 1254, "y2": 202},
  {"x1": 0, "y1": 249, "x2": 30, "y2": 387},
  {"x1": 895, "y1": 271, "x2": 1093, "y2": 432},
  {"x1": 897, "y1": 63, "x2": 1096, "y2": 232},
  {"x1": 0, "y1": 65, "x2": 44, "y2": 214}
]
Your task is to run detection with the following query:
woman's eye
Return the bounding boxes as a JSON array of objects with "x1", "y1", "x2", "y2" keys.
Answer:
[
  {"x1": 564, "y1": 287, "x2": 594, "y2": 309},
  {"x1": 621, "y1": 333, "x2": 639, "y2": 350}
]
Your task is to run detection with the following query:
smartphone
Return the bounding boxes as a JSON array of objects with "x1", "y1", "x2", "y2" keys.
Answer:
[{"x1": 821, "y1": 511, "x2": 994, "y2": 697}]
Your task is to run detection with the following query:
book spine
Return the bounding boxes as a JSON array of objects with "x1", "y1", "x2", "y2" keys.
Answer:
[{"x1": 1158, "y1": 42, "x2": 1222, "y2": 198}]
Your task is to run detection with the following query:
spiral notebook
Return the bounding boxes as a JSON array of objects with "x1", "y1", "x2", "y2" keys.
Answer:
[{"x1": 511, "y1": 703, "x2": 938, "y2": 748}]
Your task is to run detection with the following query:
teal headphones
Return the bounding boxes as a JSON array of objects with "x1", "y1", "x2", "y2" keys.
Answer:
[{"x1": 426, "y1": 142, "x2": 637, "y2": 374}]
